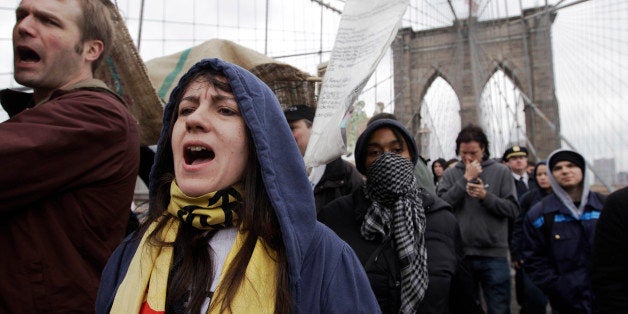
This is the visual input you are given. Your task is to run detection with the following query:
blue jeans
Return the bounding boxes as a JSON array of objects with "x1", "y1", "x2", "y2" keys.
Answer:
[{"x1": 466, "y1": 256, "x2": 511, "y2": 314}]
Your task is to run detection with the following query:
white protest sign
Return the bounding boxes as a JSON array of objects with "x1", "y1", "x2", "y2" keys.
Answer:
[{"x1": 303, "y1": 0, "x2": 409, "y2": 168}]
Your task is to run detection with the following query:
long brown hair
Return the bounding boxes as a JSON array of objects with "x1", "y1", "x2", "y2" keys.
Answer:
[{"x1": 140, "y1": 68, "x2": 290, "y2": 313}]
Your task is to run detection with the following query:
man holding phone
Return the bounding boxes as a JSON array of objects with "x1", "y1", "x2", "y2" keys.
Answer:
[{"x1": 437, "y1": 124, "x2": 519, "y2": 314}]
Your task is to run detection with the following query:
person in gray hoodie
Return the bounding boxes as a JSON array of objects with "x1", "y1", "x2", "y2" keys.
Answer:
[{"x1": 437, "y1": 124, "x2": 519, "y2": 314}]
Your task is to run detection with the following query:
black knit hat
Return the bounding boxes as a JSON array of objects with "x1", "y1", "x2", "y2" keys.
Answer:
[
  {"x1": 283, "y1": 105, "x2": 315, "y2": 122},
  {"x1": 549, "y1": 150, "x2": 585, "y2": 173},
  {"x1": 354, "y1": 118, "x2": 418, "y2": 175}
]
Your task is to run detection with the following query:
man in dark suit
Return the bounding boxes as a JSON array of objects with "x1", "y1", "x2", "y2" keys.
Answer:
[{"x1": 503, "y1": 146, "x2": 536, "y2": 198}]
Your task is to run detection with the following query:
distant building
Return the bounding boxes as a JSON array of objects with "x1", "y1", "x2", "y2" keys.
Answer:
[{"x1": 593, "y1": 158, "x2": 616, "y2": 186}]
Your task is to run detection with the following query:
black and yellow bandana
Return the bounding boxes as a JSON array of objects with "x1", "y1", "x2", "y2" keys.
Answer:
[{"x1": 167, "y1": 180, "x2": 243, "y2": 230}]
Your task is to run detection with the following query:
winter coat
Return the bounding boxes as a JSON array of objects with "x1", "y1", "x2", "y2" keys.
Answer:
[
  {"x1": 313, "y1": 156, "x2": 364, "y2": 213},
  {"x1": 511, "y1": 186, "x2": 550, "y2": 261},
  {"x1": 522, "y1": 149, "x2": 606, "y2": 313},
  {"x1": 523, "y1": 192, "x2": 604, "y2": 313},
  {"x1": 319, "y1": 187, "x2": 462, "y2": 313},
  {"x1": 414, "y1": 157, "x2": 436, "y2": 195},
  {"x1": 95, "y1": 58, "x2": 379, "y2": 313},
  {"x1": 0, "y1": 81, "x2": 140, "y2": 312},
  {"x1": 592, "y1": 186, "x2": 628, "y2": 313}
]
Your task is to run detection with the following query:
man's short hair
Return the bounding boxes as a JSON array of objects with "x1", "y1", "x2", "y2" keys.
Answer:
[
  {"x1": 76, "y1": 0, "x2": 115, "y2": 72},
  {"x1": 455, "y1": 124, "x2": 490, "y2": 160}
]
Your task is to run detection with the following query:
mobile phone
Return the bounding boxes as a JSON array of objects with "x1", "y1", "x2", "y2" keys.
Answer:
[{"x1": 469, "y1": 178, "x2": 480, "y2": 184}]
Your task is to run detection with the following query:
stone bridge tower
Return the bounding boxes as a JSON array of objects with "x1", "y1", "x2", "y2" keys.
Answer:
[{"x1": 391, "y1": 7, "x2": 560, "y2": 159}]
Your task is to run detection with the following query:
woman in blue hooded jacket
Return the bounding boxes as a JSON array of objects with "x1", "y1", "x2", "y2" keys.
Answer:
[{"x1": 95, "y1": 58, "x2": 378, "y2": 313}]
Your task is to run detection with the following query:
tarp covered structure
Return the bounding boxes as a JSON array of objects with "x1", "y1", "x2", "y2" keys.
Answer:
[
  {"x1": 145, "y1": 39, "x2": 319, "y2": 112},
  {"x1": 95, "y1": 2, "x2": 319, "y2": 146}
]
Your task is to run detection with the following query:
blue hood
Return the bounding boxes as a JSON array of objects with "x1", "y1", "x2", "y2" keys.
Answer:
[{"x1": 149, "y1": 58, "x2": 316, "y2": 282}]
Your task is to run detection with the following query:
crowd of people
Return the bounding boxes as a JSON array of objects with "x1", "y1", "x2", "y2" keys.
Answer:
[{"x1": 1, "y1": 0, "x2": 627, "y2": 313}]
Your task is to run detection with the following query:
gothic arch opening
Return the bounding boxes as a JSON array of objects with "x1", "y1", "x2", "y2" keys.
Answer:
[
  {"x1": 479, "y1": 69, "x2": 527, "y2": 159},
  {"x1": 418, "y1": 76, "x2": 461, "y2": 161}
]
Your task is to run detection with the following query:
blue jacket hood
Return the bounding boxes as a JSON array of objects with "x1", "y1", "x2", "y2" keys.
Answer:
[{"x1": 149, "y1": 58, "x2": 316, "y2": 282}]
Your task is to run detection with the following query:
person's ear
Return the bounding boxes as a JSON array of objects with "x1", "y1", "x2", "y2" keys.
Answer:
[{"x1": 83, "y1": 39, "x2": 105, "y2": 63}]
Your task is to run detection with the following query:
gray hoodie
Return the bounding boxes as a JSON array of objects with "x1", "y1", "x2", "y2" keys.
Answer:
[{"x1": 437, "y1": 159, "x2": 519, "y2": 257}]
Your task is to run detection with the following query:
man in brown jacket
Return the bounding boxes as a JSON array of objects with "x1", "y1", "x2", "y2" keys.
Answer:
[{"x1": 0, "y1": 0, "x2": 139, "y2": 312}]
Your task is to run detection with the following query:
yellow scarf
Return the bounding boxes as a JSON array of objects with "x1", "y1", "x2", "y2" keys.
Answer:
[
  {"x1": 110, "y1": 181, "x2": 278, "y2": 313},
  {"x1": 167, "y1": 181, "x2": 242, "y2": 229}
]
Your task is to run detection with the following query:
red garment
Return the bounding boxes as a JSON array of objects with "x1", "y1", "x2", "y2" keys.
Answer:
[
  {"x1": 0, "y1": 82, "x2": 140, "y2": 313},
  {"x1": 140, "y1": 302, "x2": 163, "y2": 314}
]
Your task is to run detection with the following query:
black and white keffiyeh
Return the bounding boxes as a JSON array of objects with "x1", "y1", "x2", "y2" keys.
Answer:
[{"x1": 361, "y1": 153, "x2": 428, "y2": 314}]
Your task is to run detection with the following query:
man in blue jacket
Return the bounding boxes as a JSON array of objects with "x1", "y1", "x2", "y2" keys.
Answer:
[{"x1": 523, "y1": 149, "x2": 605, "y2": 313}]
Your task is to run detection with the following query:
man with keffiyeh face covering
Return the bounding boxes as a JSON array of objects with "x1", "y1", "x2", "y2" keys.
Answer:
[{"x1": 319, "y1": 118, "x2": 462, "y2": 314}]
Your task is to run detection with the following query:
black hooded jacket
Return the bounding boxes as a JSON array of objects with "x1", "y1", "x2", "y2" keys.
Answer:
[
  {"x1": 313, "y1": 157, "x2": 364, "y2": 214},
  {"x1": 319, "y1": 187, "x2": 462, "y2": 313}
]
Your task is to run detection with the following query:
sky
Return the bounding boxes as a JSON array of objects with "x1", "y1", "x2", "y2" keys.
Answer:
[{"x1": 0, "y1": 0, "x2": 626, "y2": 181}]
